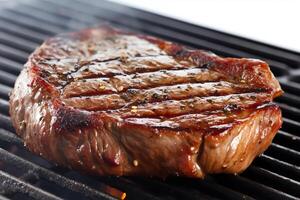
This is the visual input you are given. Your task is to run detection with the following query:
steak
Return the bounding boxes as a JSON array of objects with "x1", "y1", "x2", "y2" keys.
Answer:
[{"x1": 9, "y1": 26, "x2": 283, "y2": 178}]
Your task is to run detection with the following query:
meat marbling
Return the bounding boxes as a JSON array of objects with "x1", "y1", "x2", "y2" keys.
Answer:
[{"x1": 9, "y1": 26, "x2": 283, "y2": 178}]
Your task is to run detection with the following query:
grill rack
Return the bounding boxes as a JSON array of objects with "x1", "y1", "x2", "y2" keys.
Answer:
[{"x1": 0, "y1": 0, "x2": 300, "y2": 199}]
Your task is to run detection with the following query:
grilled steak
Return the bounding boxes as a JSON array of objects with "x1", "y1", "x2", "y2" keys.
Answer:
[{"x1": 9, "y1": 26, "x2": 283, "y2": 178}]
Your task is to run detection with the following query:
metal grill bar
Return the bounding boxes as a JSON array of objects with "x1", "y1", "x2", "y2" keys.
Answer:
[
  {"x1": 214, "y1": 174, "x2": 297, "y2": 199},
  {"x1": 0, "y1": 44, "x2": 29, "y2": 63},
  {"x1": 0, "y1": 70, "x2": 16, "y2": 87},
  {"x1": 0, "y1": 85, "x2": 11, "y2": 100},
  {"x1": 277, "y1": 103, "x2": 300, "y2": 122},
  {"x1": 0, "y1": 14, "x2": 57, "y2": 35},
  {"x1": 280, "y1": 81, "x2": 300, "y2": 97},
  {"x1": 0, "y1": 56, "x2": 23, "y2": 75},
  {"x1": 0, "y1": 148, "x2": 116, "y2": 200},
  {"x1": 0, "y1": 99, "x2": 9, "y2": 116},
  {"x1": 0, "y1": 170, "x2": 62, "y2": 200},
  {"x1": 0, "y1": 0, "x2": 300, "y2": 199},
  {"x1": 274, "y1": 130, "x2": 300, "y2": 152},
  {"x1": 267, "y1": 144, "x2": 300, "y2": 166},
  {"x1": 0, "y1": 128, "x2": 22, "y2": 144},
  {"x1": 0, "y1": 195, "x2": 10, "y2": 200},
  {"x1": 257, "y1": 154, "x2": 300, "y2": 181},
  {"x1": 244, "y1": 166, "x2": 300, "y2": 196},
  {"x1": 0, "y1": 18, "x2": 46, "y2": 43},
  {"x1": 0, "y1": 114, "x2": 13, "y2": 132},
  {"x1": 6, "y1": 7, "x2": 86, "y2": 31},
  {"x1": 23, "y1": 2, "x2": 99, "y2": 26},
  {"x1": 0, "y1": 31, "x2": 37, "y2": 52}
]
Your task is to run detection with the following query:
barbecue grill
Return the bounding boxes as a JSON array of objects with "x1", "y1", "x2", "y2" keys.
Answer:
[{"x1": 0, "y1": 0, "x2": 300, "y2": 199}]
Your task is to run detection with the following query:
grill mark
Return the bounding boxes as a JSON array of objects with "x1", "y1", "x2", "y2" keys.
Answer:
[
  {"x1": 63, "y1": 93, "x2": 271, "y2": 120},
  {"x1": 123, "y1": 106, "x2": 256, "y2": 131},
  {"x1": 116, "y1": 92, "x2": 272, "y2": 118},
  {"x1": 64, "y1": 54, "x2": 169, "y2": 80},
  {"x1": 63, "y1": 68, "x2": 224, "y2": 98},
  {"x1": 70, "y1": 55, "x2": 185, "y2": 79},
  {"x1": 39, "y1": 54, "x2": 171, "y2": 88},
  {"x1": 63, "y1": 81, "x2": 255, "y2": 111},
  {"x1": 37, "y1": 34, "x2": 169, "y2": 88}
]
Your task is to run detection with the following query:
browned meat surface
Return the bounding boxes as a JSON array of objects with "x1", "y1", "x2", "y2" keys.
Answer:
[{"x1": 9, "y1": 26, "x2": 283, "y2": 178}]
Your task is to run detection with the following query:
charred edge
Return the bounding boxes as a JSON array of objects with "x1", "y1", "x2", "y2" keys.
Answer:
[
  {"x1": 169, "y1": 47, "x2": 217, "y2": 68},
  {"x1": 39, "y1": 69, "x2": 52, "y2": 79},
  {"x1": 141, "y1": 37, "x2": 218, "y2": 69},
  {"x1": 158, "y1": 42, "x2": 280, "y2": 96},
  {"x1": 53, "y1": 106, "x2": 95, "y2": 134}
]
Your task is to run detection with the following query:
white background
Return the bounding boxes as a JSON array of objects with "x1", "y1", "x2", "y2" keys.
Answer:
[{"x1": 110, "y1": 0, "x2": 300, "y2": 53}]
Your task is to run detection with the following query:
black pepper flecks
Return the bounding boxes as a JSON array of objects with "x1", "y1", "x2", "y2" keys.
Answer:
[
  {"x1": 238, "y1": 96, "x2": 245, "y2": 101},
  {"x1": 188, "y1": 72, "x2": 196, "y2": 76},
  {"x1": 127, "y1": 89, "x2": 138, "y2": 95},
  {"x1": 135, "y1": 99, "x2": 146, "y2": 105},
  {"x1": 207, "y1": 99, "x2": 214, "y2": 104},
  {"x1": 223, "y1": 104, "x2": 238, "y2": 115},
  {"x1": 143, "y1": 98, "x2": 149, "y2": 104},
  {"x1": 83, "y1": 68, "x2": 89, "y2": 72},
  {"x1": 152, "y1": 93, "x2": 160, "y2": 100},
  {"x1": 40, "y1": 69, "x2": 51, "y2": 78},
  {"x1": 120, "y1": 93, "x2": 130, "y2": 101},
  {"x1": 132, "y1": 73, "x2": 138, "y2": 79},
  {"x1": 201, "y1": 63, "x2": 210, "y2": 68}
]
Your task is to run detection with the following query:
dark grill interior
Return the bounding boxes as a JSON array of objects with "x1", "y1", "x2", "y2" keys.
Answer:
[{"x1": 1, "y1": 0, "x2": 300, "y2": 199}]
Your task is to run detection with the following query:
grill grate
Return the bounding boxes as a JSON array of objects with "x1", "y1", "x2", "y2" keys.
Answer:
[{"x1": 0, "y1": 0, "x2": 300, "y2": 199}]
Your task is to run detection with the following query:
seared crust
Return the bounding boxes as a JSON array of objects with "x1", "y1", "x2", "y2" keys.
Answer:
[{"x1": 9, "y1": 26, "x2": 282, "y2": 178}]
